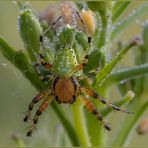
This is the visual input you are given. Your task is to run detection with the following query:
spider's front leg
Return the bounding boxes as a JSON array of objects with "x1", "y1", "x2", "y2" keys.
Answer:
[
  {"x1": 79, "y1": 95, "x2": 111, "y2": 131},
  {"x1": 33, "y1": 29, "x2": 55, "y2": 82},
  {"x1": 38, "y1": 15, "x2": 63, "y2": 70},
  {"x1": 39, "y1": 34, "x2": 53, "y2": 69},
  {"x1": 27, "y1": 95, "x2": 53, "y2": 136},
  {"x1": 81, "y1": 87, "x2": 134, "y2": 114}
]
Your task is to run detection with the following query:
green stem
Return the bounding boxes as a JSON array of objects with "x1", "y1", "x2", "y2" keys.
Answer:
[
  {"x1": 112, "y1": 101, "x2": 148, "y2": 146},
  {"x1": 98, "y1": 9, "x2": 111, "y2": 49},
  {"x1": 71, "y1": 99, "x2": 91, "y2": 146},
  {"x1": 85, "y1": 86, "x2": 108, "y2": 146},
  {"x1": 51, "y1": 102, "x2": 79, "y2": 146},
  {"x1": 102, "y1": 64, "x2": 148, "y2": 88},
  {"x1": 0, "y1": 36, "x2": 80, "y2": 146}
]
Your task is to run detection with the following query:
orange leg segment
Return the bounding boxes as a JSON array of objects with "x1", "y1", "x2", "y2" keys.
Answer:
[
  {"x1": 24, "y1": 89, "x2": 51, "y2": 122},
  {"x1": 81, "y1": 87, "x2": 134, "y2": 114},
  {"x1": 27, "y1": 95, "x2": 53, "y2": 136},
  {"x1": 80, "y1": 96, "x2": 111, "y2": 131},
  {"x1": 26, "y1": 96, "x2": 53, "y2": 136}
]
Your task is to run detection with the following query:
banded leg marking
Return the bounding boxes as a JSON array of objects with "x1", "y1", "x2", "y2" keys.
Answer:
[
  {"x1": 23, "y1": 89, "x2": 51, "y2": 122},
  {"x1": 76, "y1": 55, "x2": 89, "y2": 71},
  {"x1": 34, "y1": 63, "x2": 53, "y2": 82},
  {"x1": 38, "y1": 15, "x2": 63, "y2": 69},
  {"x1": 26, "y1": 95, "x2": 53, "y2": 137},
  {"x1": 80, "y1": 96, "x2": 111, "y2": 131},
  {"x1": 81, "y1": 87, "x2": 134, "y2": 114}
]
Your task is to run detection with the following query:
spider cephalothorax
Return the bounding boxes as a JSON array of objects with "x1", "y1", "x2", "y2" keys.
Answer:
[
  {"x1": 53, "y1": 76, "x2": 78, "y2": 104},
  {"x1": 23, "y1": 13, "x2": 133, "y2": 137}
]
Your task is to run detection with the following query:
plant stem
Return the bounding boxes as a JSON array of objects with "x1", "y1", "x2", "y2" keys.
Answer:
[
  {"x1": 86, "y1": 3, "x2": 113, "y2": 146},
  {"x1": 51, "y1": 102, "x2": 80, "y2": 146},
  {"x1": 112, "y1": 101, "x2": 148, "y2": 146},
  {"x1": 71, "y1": 98, "x2": 91, "y2": 146}
]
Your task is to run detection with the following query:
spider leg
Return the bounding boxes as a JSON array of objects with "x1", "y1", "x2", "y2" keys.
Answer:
[
  {"x1": 81, "y1": 87, "x2": 134, "y2": 114},
  {"x1": 23, "y1": 89, "x2": 52, "y2": 122},
  {"x1": 76, "y1": 55, "x2": 89, "y2": 71},
  {"x1": 75, "y1": 11, "x2": 92, "y2": 44},
  {"x1": 34, "y1": 63, "x2": 53, "y2": 82},
  {"x1": 38, "y1": 16, "x2": 63, "y2": 70},
  {"x1": 39, "y1": 37, "x2": 53, "y2": 69},
  {"x1": 26, "y1": 95, "x2": 53, "y2": 136},
  {"x1": 79, "y1": 95, "x2": 111, "y2": 131},
  {"x1": 34, "y1": 18, "x2": 63, "y2": 82}
]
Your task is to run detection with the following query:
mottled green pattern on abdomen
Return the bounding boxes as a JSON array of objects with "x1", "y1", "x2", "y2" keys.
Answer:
[{"x1": 53, "y1": 46, "x2": 78, "y2": 78}]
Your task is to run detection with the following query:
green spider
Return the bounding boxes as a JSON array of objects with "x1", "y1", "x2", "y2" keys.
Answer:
[{"x1": 23, "y1": 13, "x2": 132, "y2": 137}]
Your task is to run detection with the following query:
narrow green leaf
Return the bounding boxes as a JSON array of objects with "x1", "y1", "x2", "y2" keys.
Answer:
[
  {"x1": 101, "y1": 64, "x2": 148, "y2": 88},
  {"x1": 93, "y1": 39, "x2": 139, "y2": 87},
  {"x1": 116, "y1": 23, "x2": 148, "y2": 96},
  {"x1": 101, "y1": 91, "x2": 135, "y2": 117},
  {"x1": 111, "y1": 4, "x2": 148, "y2": 40},
  {"x1": 112, "y1": 2, "x2": 131, "y2": 23},
  {"x1": 113, "y1": 101, "x2": 148, "y2": 146},
  {"x1": 142, "y1": 22, "x2": 148, "y2": 49}
]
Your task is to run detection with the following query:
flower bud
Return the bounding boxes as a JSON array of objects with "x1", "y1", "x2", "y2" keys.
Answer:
[{"x1": 18, "y1": 8, "x2": 42, "y2": 61}]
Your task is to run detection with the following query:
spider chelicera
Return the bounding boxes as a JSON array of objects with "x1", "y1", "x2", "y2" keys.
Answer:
[{"x1": 23, "y1": 13, "x2": 133, "y2": 137}]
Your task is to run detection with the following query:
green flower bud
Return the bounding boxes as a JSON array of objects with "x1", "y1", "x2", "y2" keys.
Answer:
[
  {"x1": 75, "y1": 32, "x2": 89, "y2": 51},
  {"x1": 18, "y1": 8, "x2": 42, "y2": 61},
  {"x1": 84, "y1": 50, "x2": 105, "y2": 75},
  {"x1": 87, "y1": 2, "x2": 114, "y2": 12}
]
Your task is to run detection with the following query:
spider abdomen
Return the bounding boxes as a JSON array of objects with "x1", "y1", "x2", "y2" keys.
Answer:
[
  {"x1": 53, "y1": 77, "x2": 77, "y2": 103},
  {"x1": 53, "y1": 46, "x2": 77, "y2": 78}
]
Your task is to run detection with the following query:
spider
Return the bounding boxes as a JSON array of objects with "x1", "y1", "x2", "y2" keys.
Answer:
[{"x1": 23, "y1": 12, "x2": 133, "y2": 137}]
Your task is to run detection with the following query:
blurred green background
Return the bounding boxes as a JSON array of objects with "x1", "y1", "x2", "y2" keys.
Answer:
[{"x1": 0, "y1": 1, "x2": 148, "y2": 146}]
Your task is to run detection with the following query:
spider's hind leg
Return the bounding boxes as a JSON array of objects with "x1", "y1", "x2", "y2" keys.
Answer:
[
  {"x1": 79, "y1": 95, "x2": 111, "y2": 131},
  {"x1": 26, "y1": 94, "x2": 53, "y2": 136},
  {"x1": 23, "y1": 89, "x2": 51, "y2": 123},
  {"x1": 81, "y1": 87, "x2": 134, "y2": 114}
]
